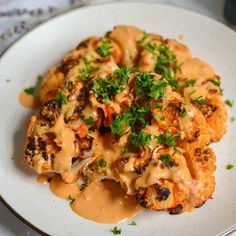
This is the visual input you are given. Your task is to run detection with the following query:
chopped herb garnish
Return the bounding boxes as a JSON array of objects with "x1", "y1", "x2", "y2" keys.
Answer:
[
  {"x1": 96, "y1": 158, "x2": 107, "y2": 172},
  {"x1": 155, "y1": 132, "x2": 180, "y2": 147},
  {"x1": 67, "y1": 195, "x2": 75, "y2": 204},
  {"x1": 129, "y1": 131, "x2": 152, "y2": 147},
  {"x1": 191, "y1": 96, "x2": 206, "y2": 105},
  {"x1": 138, "y1": 31, "x2": 149, "y2": 45},
  {"x1": 184, "y1": 79, "x2": 196, "y2": 88},
  {"x1": 225, "y1": 99, "x2": 234, "y2": 107},
  {"x1": 230, "y1": 117, "x2": 235, "y2": 123},
  {"x1": 226, "y1": 164, "x2": 234, "y2": 170},
  {"x1": 159, "y1": 154, "x2": 172, "y2": 166},
  {"x1": 88, "y1": 129, "x2": 93, "y2": 134},
  {"x1": 135, "y1": 71, "x2": 167, "y2": 99},
  {"x1": 85, "y1": 116, "x2": 94, "y2": 125},
  {"x1": 95, "y1": 38, "x2": 112, "y2": 57},
  {"x1": 129, "y1": 221, "x2": 137, "y2": 226},
  {"x1": 37, "y1": 75, "x2": 43, "y2": 82},
  {"x1": 78, "y1": 57, "x2": 99, "y2": 81},
  {"x1": 65, "y1": 80, "x2": 73, "y2": 89},
  {"x1": 92, "y1": 65, "x2": 136, "y2": 103},
  {"x1": 188, "y1": 90, "x2": 196, "y2": 96},
  {"x1": 56, "y1": 91, "x2": 68, "y2": 105},
  {"x1": 180, "y1": 108, "x2": 188, "y2": 117},
  {"x1": 160, "y1": 115, "x2": 165, "y2": 121},
  {"x1": 24, "y1": 86, "x2": 35, "y2": 95},
  {"x1": 122, "y1": 147, "x2": 128, "y2": 154},
  {"x1": 210, "y1": 79, "x2": 221, "y2": 87},
  {"x1": 111, "y1": 226, "x2": 122, "y2": 235}
]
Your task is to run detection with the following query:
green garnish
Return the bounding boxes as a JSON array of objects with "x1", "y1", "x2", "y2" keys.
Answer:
[
  {"x1": 96, "y1": 158, "x2": 107, "y2": 172},
  {"x1": 191, "y1": 96, "x2": 206, "y2": 105},
  {"x1": 230, "y1": 117, "x2": 235, "y2": 123},
  {"x1": 184, "y1": 79, "x2": 196, "y2": 88},
  {"x1": 225, "y1": 99, "x2": 234, "y2": 107},
  {"x1": 110, "y1": 104, "x2": 150, "y2": 136},
  {"x1": 88, "y1": 129, "x2": 93, "y2": 134},
  {"x1": 24, "y1": 86, "x2": 35, "y2": 95},
  {"x1": 160, "y1": 115, "x2": 165, "y2": 121},
  {"x1": 211, "y1": 79, "x2": 221, "y2": 87},
  {"x1": 159, "y1": 154, "x2": 172, "y2": 166},
  {"x1": 155, "y1": 132, "x2": 180, "y2": 147},
  {"x1": 135, "y1": 71, "x2": 167, "y2": 99},
  {"x1": 67, "y1": 195, "x2": 75, "y2": 204},
  {"x1": 92, "y1": 65, "x2": 136, "y2": 104},
  {"x1": 138, "y1": 31, "x2": 149, "y2": 45},
  {"x1": 95, "y1": 38, "x2": 112, "y2": 57},
  {"x1": 226, "y1": 164, "x2": 234, "y2": 170},
  {"x1": 129, "y1": 221, "x2": 137, "y2": 226},
  {"x1": 55, "y1": 91, "x2": 68, "y2": 105},
  {"x1": 129, "y1": 131, "x2": 152, "y2": 147},
  {"x1": 78, "y1": 57, "x2": 99, "y2": 81},
  {"x1": 65, "y1": 80, "x2": 73, "y2": 89},
  {"x1": 37, "y1": 75, "x2": 42, "y2": 82},
  {"x1": 111, "y1": 226, "x2": 122, "y2": 235},
  {"x1": 188, "y1": 90, "x2": 196, "y2": 96},
  {"x1": 122, "y1": 147, "x2": 128, "y2": 154},
  {"x1": 180, "y1": 108, "x2": 188, "y2": 117},
  {"x1": 85, "y1": 116, "x2": 94, "y2": 125}
]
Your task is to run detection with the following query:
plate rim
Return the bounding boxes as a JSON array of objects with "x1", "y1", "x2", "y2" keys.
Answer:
[{"x1": 0, "y1": 1, "x2": 235, "y2": 235}]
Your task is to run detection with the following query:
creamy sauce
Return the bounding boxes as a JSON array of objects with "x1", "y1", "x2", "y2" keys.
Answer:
[
  {"x1": 49, "y1": 175, "x2": 80, "y2": 199},
  {"x1": 71, "y1": 180, "x2": 143, "y2": 224},
  {"x1": 50, "y1": 105, "x2": 75, "y2": 173},
  {"x1": 19, "y1": 91, "x2": 40, "y2": 109},
  {"x1": 37, "y1": 174, "x2": 49, "y2": 184}
]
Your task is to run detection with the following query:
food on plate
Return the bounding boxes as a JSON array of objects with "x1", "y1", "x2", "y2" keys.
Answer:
[{"x1": 23, "y1": 25, "x2": 227, "y2": 222}]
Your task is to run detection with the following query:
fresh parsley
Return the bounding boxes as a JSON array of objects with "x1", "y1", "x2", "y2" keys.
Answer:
[
  {"x1": 225, "y1": 99, "x2": 234, "y2": 107},
  {"x1": 135, "y1": 71, "x2": 167, "y2": 99},
  {"x1": 111, "y1": 226, "x2": 122, "y2": 235},
  {"x1": 138, "y1": 31, "x2": 149, "y2": 45},
  {"x1": 95, "y1": 38, "x2": 112, "y2": 57},
  {"x1": 159, "y1": 154, "x2": 172, "y2": 166},
  {"x1": 210, "y1": 79, "x2": 221, "y2": 87},
  {"x1": 96, "y1": 158, "x2": 107, "y2": 172},
  {"x1": 180, "y1": 108, "x2": 188, "y2": 116},
  {"x1": 24, "y1": 86, "x2": 35, "y2": 95},
  {"x1": 155, "y1": 132, "x2": 180, "y2": 147},
  {"x1": 56, "y1": 91, "x2": 68, "y2": 105},
  {"x1": 230, "y1": 117, "x2": 235, "y2": 123},
  {"x1": 129, "y1": 221, "x2": 137, "y2": 226},
  {"x1": 65, "y1": 80, "x2": 73, "y2": 89},
  {"x1": 129, "y1": 131, "x2": 152, "y2": 147},
  {"x1": 184, "y1": 79, "x2": 196, "y2": 88},
  {"x1": 78, "y1": 57, "x2": 99, "y2": 81},
  {"x1": 226, "y1": 164, "x2": 234, "y2": 170},
  {"x1": 191, "y1": 96, "x2": 206, "y2": 105},
  {"x1": 85, "y1": 116, "x2": 94, "y2": 125},
  {"x1": 67, "y1": 195, "x2": 75, "y2": 204}
]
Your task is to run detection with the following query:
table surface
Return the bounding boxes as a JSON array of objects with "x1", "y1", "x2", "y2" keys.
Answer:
[{"x1": 0, "y1": 0, "x2": 232, "y2": 235}]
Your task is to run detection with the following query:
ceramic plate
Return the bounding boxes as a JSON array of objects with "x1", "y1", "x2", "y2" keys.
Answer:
[{"x1": 0, "y1": 2, "x2": 236, "y2": 236}]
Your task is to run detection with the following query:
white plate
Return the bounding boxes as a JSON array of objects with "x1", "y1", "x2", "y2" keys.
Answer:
[{"x1": 0, "y1": 2, "x2": 236, "y2": 236}]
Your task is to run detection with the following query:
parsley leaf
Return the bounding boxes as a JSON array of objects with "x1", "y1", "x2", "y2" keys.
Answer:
[
  {"x1": 225, "y1": 99, "x2": 234, "y2": 107},
  {"x1": 156, "y1": 132, "x2": 180, "y2": 147},
  {"x1": 67, "y1": 195, "x2": 75, "y2": 204},
  {"x1": 56, "y1": 91, "x2": 68, "y2": 105},
  {"x1": 129, "y1": 221, "x2": 137, "y2": 226},
  {"x1": 129, "y1": 131, "x2": 152, "y2": 147},
  {"x1": 230, "y1": 117, "x2": 235, "y2": 123},
  {"x1": 138, "y1": 31, "x2": 149, "y2": 45},
  {"x1": 226, "y1": 164, "x2": 234, "y2": 170},
  {"x1": 211, "y1": 79, "x2": 221, "y2": 87},
  {"x1": 85, "y1": 116, "x2": 94, "y2": 125},
  {"x1": 113, "y1": 65, "x2": 137, "y2": 85},
  {"x1": 159, "y1": 154, "x2": 172, "y2": 166},
  {"x1": 180, "y1": 108, "x2": 188, "y2": 116},
  {"x1": 78, "y1": 57, "x2": 99, "y2": 81},
  {"x1": 95, "y1": 39, "x2": 112, "y2": 57},
  {"x1": 24, "y1": 86, "x2": 35, "y2": 95},
  {"x1": 110, "y1": 109, "x2": 133, "y2": 136},
  {"x1": 111, "y1": 226, "x2": 122, "y2": 235},
  {"x1": 184, "y1": 79, "x2": 196, "y2": 88},
  {"x1": 135, "y1": 72, "x2": 167, "y2": 99},
  {"x1": 96, "y1": 158, "x2": 107, "y2": 173},
  {"x1": 65, "y1": 80, "x2": 73, "y2": 89},
  {"x1": 191, "y1": 96, "x2": 206, "y2": 105}
]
